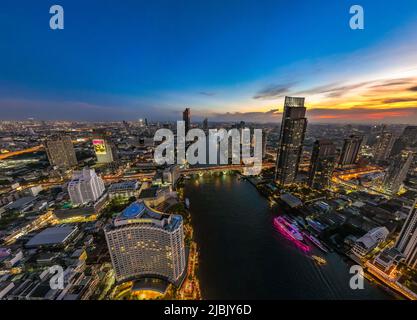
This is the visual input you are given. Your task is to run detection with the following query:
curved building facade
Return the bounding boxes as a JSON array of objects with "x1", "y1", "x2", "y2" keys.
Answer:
[{"x1": 104, "y1": 201, "x2": 186, "y2": 284}]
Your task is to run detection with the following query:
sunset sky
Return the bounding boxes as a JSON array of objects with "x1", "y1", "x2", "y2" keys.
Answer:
[{"x1": 1, "y1": 0, "x2": 417, "y2": 123}]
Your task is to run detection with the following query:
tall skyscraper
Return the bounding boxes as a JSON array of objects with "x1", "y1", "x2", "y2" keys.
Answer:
[
  {"x1": 395, "y1": 199, "x2": 417, "y2": 269},
  {"x1": 68, "y1": 167, "x2": 105, "y2": 205},
  {"x1": 45, "y1": 135, "x2": 77, "y2": 168},
  {"x1": 183, "y1": 108, "x2": 191, "y2": 134},
  {"x1": 308, "y1": 140, "x2": 337, "y2": 190},
  {"x1": 203, "y1": 118, "x2": 208, "y2": 131},
  {"x1": 105, "y1": 201, "x2": 186, "y2": 283},
  {"x1": 373, "y1": 131, "x2": 395, "y2": 162},
  {"x1": 338, "y1": 135, "x2": 363, "y2": 167},
  {"x1": 275, "y1": 96, "x2": 307, "y2": 186},
  {"x1": 383, "y1": 151, "x2": 414, "y2": 194},
  {"x1": 390, "y1": 126, "x2": 417, "y2": 157},
  {"x1": 92, "y1": 129, "x2": 118, "y2": 164}
]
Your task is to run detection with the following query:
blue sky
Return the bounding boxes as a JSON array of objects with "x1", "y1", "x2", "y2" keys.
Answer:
[{"x1": 1, "y1": 0, "x2": 417, "y2": 122}]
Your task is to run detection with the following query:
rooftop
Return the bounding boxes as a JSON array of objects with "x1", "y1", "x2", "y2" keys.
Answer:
[
  {"x1": 112, "y1": 201, "x2": 182, "y2": 231},
  {"x1": 25, "y1": 225, "x2": 78, "y2": 248}
]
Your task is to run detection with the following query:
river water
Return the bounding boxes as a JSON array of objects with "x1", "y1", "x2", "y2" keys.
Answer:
[{"x1": 183, "y1": 174, "x2": 394, "y2": 299}]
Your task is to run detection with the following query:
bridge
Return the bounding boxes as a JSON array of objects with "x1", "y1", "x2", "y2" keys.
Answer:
[{"x1": 181, "y1": 162, "x2": 275, "y2": 175}]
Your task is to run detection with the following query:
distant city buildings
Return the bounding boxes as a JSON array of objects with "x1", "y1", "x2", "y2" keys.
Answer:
[
  {"x1": 105, "y1": 201, "x2": 186, "y2": 284},
  {"x1": 68, "y1": 168, "x2": 105, "y2": 205},
  {"x1": 275, "y1": 96, "x2": 307, "y2": 186},
  {"x1": 183, "y1": 108, "x2": 191, "y2": 135},
  {"x1": 339, "y1": 135, "x2": 363, "y2": 167},
  {"x1": 92, "y1": 129, "x2": 118, "y2": 164},
  {"x1": 395, "y1": 199, "x2": 417, "y2": 269},
  {"x1": 383, "y1": 151, "x2": 414, "y2": 195},
  {"x1": 390, "y1": 126, "x2": 417, "y2": 157},
  {"x1": 308, "y1": 140, "x2": 337, "y2": 190},
  {"x1": 373, "y1": 131, "x2": 395, "y2": 162},
  {"x1": 45, "y1": 135, "x2": 77, "y2": 168}
]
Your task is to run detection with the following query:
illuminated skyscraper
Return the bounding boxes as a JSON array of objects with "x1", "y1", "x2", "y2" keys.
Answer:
[
  {"x1": 275, "y1": 97, "x2": 307, "y2": 186},
  {"x1": 373, "y1": 131, "x2": 395, "y2": 162},
  {"x1": 183, "y1": 108, "x2": 191, "y2": 134},
  {"x1": 92, "y1": 129, "x2": 118, "y2": 164},
  {"x1": 395, "y1": 199, "x2": 417, "y2": 269},
  {"x1": 383, "y1": 151, "x2": 414, "y2": 194},
  {"x1": 308, "y1": 140, "x2": 337, "y2": 190},
  {"x1": 105, "y1": 201, "x2": 186, "y2": 283},
  {"x1": 45, "y1": 135, "x2": 77, "y2": 168},
  {"x1": 338, "y1": 135, "x2": 363, "y2": 167}
]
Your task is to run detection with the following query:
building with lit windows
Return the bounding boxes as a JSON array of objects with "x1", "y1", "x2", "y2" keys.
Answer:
[
  {"x1": 275, "y1": 96, "x2": 307, "y2": 186},
  {"x1": 104, "y1": 201, "x2": 186, "y2": 284},
  {"x1": 395, "y1": 200, "x2": 417, "y2": 269},
  {"x1": 45, "y1": 135, "x2": 77, "y2": 168},
  {"x1": 92, "y1": 129, "x2": 118, "y2": 164},
  {"x1": 308, "y1": 139, "x2": 337, "y2": 190},
  {"x1": 373, "y1": 131, "x2": 395, "y2": 162},
  {"x1": 67, "y1": 168, "x2": 105, "y2": 205},
  {"x1": 338, "y1": 135, "x2": 363, "y2": 167},
  {"x1": 183, "y1": 108, "x2": 191, "y2": 135},
  {"x1": 383, "y1": 151, "x2": 414, "y2": 195}
]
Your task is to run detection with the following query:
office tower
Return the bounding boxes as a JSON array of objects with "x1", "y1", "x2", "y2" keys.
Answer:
[
  {"x1": 338, "y1": 135, "x2": 363, "y2": 167},
  {"x1": 203, "y1": 118, "x2": 208, "y2": 131},
  {"x1": 395, "y1": 199, "x2": 417, "y2": 268},
  {"x1": 67, "y1": 167, "x2": 105, "y2": 205},
  {"x1": 183, "y1": 108, "x2": 191, "y2": 134},
  {"x1": 373, "y1": 131, "x2": 395, "y2": 162},
  {"x1": 275, "y1": 96, "x2": 307, "y2": 186},
  {"x1": 45, "y1": 135, "x2": 77, "y2": 168},
  {"x1": 390, "y1": 126, "x2": 417, "y2": 157},
  {"x1": 262, "y1": 131, "x2": 267, "y2": 159},
  {"x1": 105, "y1": 201, "x2": 186, "y2": 283},
  {"x1": 92, "y1": 129, "x2": 118, "y2": 163},
  {"x1": 383, "y1": 151, "x2": 414, "y2": 194},
  {"x1": 308, "y1": 140, "x2": 337, "y2": 189}
]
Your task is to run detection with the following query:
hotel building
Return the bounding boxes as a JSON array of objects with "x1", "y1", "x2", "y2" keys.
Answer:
[{"x1": 104, "y1": 201, "x2": 186, "y2": 283}]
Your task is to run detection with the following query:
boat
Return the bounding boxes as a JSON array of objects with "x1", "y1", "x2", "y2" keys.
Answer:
[
  {"x1": 273, "y1": 216, "x2": 310, "y2": 251},
  {"x1": 311, "y1": 255, "x2": 326, "y2": 266},
  {"x1": 303, "y1": 231, "x2": 329, "y2": 253}
]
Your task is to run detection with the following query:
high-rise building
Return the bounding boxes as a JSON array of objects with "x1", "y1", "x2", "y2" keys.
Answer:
[
  {"x1": 373, "y1": 131, "x2": 395, "y2": 162},
  {"x1": 338, "y1": 135, "x2": 363, "y2": 167},
  {"x1": 275, "y1": 96, "x2": 307, "y2": 186},
  {"x1": 105, "y1": 201, "x2": 186, "y2": 283},
  {"x1": 45, "y1": 135, "x2": 77, "y2": 168},
  {"x1": 183, "y1": 108, "x2": 191, "y2": 134},
  {"x1": 203, "y1": 118, "x2": 208, "y2": 131},
  {"x1": 92, "y1": 129, "x2": 118, "y2": 164},
  {"x1": 308, "y1": 140, "x2": 337, "y2": 189},
  {"x1": 395, "y1": 200, "x2": 417, "y2": 268},
  {"x1": 68, "y1": 167, "x2": 105, "y2": 205},
  {"x1": 383, "y1": 151, "x2": 414, "y2": 194},
  {"x1": 390, "y1": 126, "x2": 417, "y2": 157}
]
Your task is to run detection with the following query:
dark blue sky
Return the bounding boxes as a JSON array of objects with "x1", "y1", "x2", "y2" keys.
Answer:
[{"x1": 1, "y1": 0, "x2": 417, "y2": 122}]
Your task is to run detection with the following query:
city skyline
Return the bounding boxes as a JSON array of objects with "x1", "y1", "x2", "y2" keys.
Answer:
[{"x1": 1, "y1": 1, "x2": 417, "y2": 123}]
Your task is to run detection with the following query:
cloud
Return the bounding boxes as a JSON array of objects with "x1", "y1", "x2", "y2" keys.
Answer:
[
  {"x1": 198, "y1": 91, "x2": 216, "y2": 96},
  {"x1": 253, "y1": 83, "x2": 293, "y2": 100},
  {"x1": 209, "y1": 108, "x2": 282, "y2": 122},
  {"x1": 382, "y1": 97, "x2": 417, "y2": 104}
]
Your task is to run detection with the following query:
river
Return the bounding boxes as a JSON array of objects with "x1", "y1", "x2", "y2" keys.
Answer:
[{"x1": 183, "y1": 173, "x2": 394, "y2": 299}]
